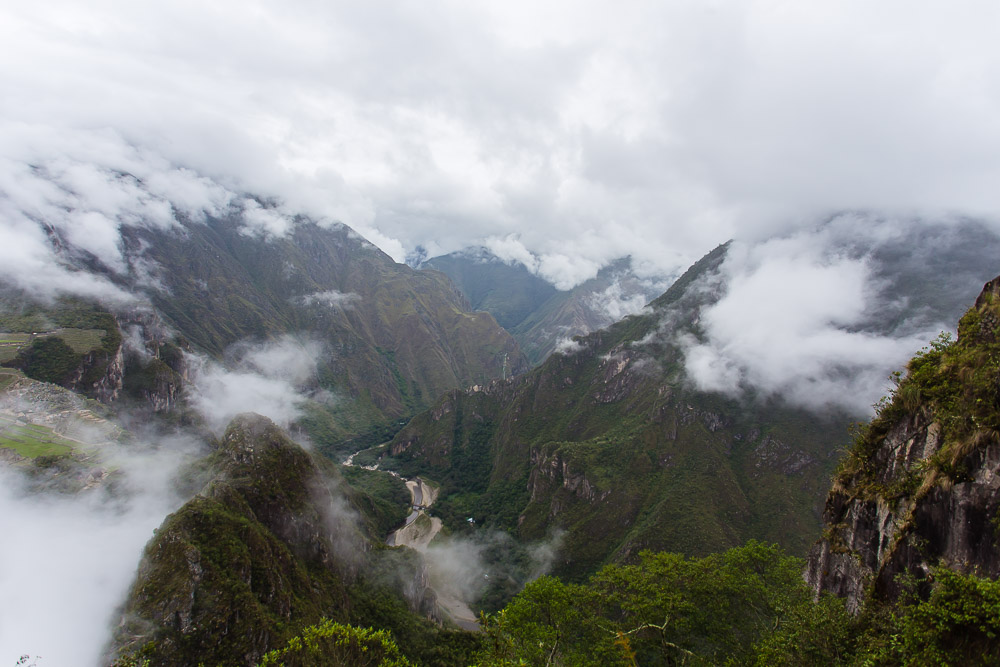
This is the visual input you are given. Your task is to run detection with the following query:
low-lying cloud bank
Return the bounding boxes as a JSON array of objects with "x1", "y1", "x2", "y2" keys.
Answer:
[
  {"x1": 0, "y1": 434, "x2": 199, "y2": 665},
  {"x1": 7, "y1": 3, "x2": 1000, "y2": 293},
  {"x1": 0, "y1": 124, "x2": 373, "y2": 307},
  {"x1": 680, "y1": 215, "x2": 1000, "y2": 414}
]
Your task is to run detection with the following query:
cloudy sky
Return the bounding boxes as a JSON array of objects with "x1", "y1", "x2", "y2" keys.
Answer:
[
  {"x1": 3, "y1": 0, "x2": 999, "y2": 288},
  {"x1": 2, "y1": 1, "x2": 1000, "y2": 415}
]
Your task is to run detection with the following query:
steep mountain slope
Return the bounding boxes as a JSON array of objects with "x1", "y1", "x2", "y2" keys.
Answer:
[
  {"x1": 423, "y1": 251, "x2": 669, "y2": 364},
  {"x1": 378, "y1": 226, "x2": 1000, "y2": 581},
  {"x1": 378, "y1": 245, "x2": 852, "y2": 578},
  {"x1": 121, "y1": 217, "x2": 526, "y2": 435},
  {"x1": 420, "y1": 249, "x2": 558, "y2": 333},
  {"x1": 111, "y1": 414, "x2": 357, "y2": 664},
  {"x1": 808, "y1": 276, "x2": 1000, "y2": 612},
  {"x1": 110, "y1": 414, "x2": 473, "y2": 666},
  {"x1": 2, "y1": 209, "x2": 527, "y2": 449}
]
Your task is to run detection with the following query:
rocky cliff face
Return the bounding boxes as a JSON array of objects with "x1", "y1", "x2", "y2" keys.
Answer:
[
  {"x1": 807, "y1": 277, "x2": 1000, "y2": 612},
  {"x1": 117, "y1": 308, "x2": 187, "y2": 413},
  {"x1": 80, "y1": 340, "x2": 125, "y2": 403}
]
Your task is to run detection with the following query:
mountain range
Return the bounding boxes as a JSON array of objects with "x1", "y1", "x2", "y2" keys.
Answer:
[
  {"x1": 421, "y1": 250, "x2": 671, "y2": 364},
  {"x1": 3, "y1": 203, "x2": 1000, "y2": 664}
]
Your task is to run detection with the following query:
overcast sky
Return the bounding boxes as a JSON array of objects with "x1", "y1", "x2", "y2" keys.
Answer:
[
  {"x1": 3, "y1": 0, "x2": 999, "y2": 288},
  {"x1": 3, "y1": 1, "x2": 1000, "y2": 415}
]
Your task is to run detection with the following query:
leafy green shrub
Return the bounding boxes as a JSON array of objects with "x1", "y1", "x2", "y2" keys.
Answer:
[
  {"x1": 478, "y1": 576, "x2": 619, "y2": 666},
  {"x1": 258, "y1": 619, "x2": 413, "y2": 666},
  {"x1": 858, "y1": 568, "x2": 1000, "y2": 666}
]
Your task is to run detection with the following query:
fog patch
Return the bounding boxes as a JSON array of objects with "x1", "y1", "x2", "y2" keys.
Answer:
[
  {"x1": 310, "y1": 476, "x2": 367, "y2": 576},
  {"x1": 297, "y1": 290, "x2": 362, "y2": 309},
  {"x1": 585, "y1": 279, "x2": 653, "y2": 323},
  {"x1": 423, "y1": 529, "x2": 565, "y2": 615},
  {"x1": 186, "y1": 335, "x2": 325, "y2": 433},
  {"x1": 0, "y1": 431, "x2": 200, "y2": 666},
  {"x1": 553, "y1": 337, "x2": 587, "y2": 356},
  {"x1": 537, "y1": 253, "x2": 603, "y2": 291},
  {"x1": 239, "y1": 198, "x2": 295, "y2": 239},
  {"x1": 425, "y1": 537, "x2": 491, "y2": 610},
  {"x1": 680, "y1": 218, "x2": 951, "y2": 413},
  {"x1": 482, "y1": 235, "x2": 540, "y2": 273},
  {"x1": 122, "y1": 323, "x2": 155, "y2": 363}
]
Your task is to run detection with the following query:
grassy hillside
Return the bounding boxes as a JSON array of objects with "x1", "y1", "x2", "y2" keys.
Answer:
[{"x1": 0, "y1": 416, "x2": 74, "y2": 458}]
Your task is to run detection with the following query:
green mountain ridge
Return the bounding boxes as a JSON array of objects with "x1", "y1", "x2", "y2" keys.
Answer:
[
  {"x1": 2, "y1": 214, "x2": 528, "y2": 450},
  {"x1": 379, "y1": 244, "x2": 852, "y2": 579},
  {"x1": 110, "y1": 413, "x2": 478, "y2": 666},
  {"x1": 122, "y1": 217, "x2": 526, "y2": 440}
]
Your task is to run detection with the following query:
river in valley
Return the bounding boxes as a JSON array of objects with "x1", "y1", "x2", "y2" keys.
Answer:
[{"x1": 344, "y1": 447, "x2": 479, "y2": 631}]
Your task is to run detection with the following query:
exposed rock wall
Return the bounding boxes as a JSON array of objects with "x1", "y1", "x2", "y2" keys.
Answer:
[
  {"x1": 116, "y1": 308, "x2": 186, "y2": 412},
  {"x1": 85, "y1": 342, "x2": 124, "y2": 403},
  {"x1": 808, "y1": 277, "x2": 1000, "y2": 612}
]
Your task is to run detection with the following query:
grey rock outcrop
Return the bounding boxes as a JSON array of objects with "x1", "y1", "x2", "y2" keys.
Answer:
[{"x1": 807, "y1": 277, "x2": 1000, "y2": 612}]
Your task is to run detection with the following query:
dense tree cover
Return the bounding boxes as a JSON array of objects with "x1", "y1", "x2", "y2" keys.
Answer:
[
  {"x1": 13, "y1": 336, "x2": 81, "y2": 385},
  {"x1": 100, "y1": 539, "x2": 1000, "y2": 666},
  {"x1": 475, "y1": 542, "x2": 1000, "y2": 666},
  {"x1": 476, "y1": 541, "x2": 849, "y2": 666},
  {"x1": 850, "y1": 568, "x2": 1000, "y2": 667}
]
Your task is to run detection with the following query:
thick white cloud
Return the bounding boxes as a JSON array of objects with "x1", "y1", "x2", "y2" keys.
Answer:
[
  {"x1": 681, "y1": 217, "x2": 962, "y2": 413},
  {"x1": 2, "y1": 1, "x2": 999, "y2": 289},
  {"x1": 0, "y1": 437, "x2": 196, "y2": 666},
  {"x1": 186, "y1": 335, "x2": 325, "y2": 433}
]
